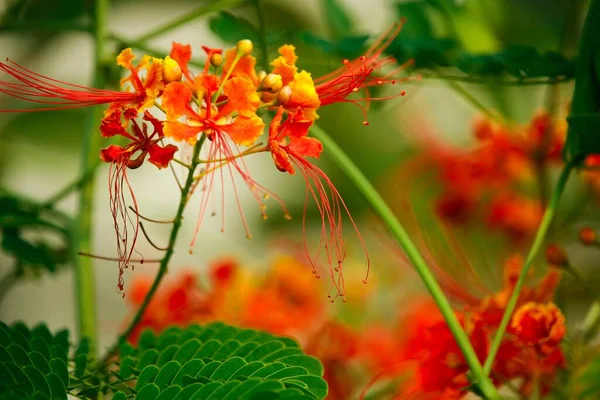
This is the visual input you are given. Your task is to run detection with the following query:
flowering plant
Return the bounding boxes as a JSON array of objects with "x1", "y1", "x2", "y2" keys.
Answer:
[{"x1": 1, "y1": 0, "x2": 600, "y2": 399}]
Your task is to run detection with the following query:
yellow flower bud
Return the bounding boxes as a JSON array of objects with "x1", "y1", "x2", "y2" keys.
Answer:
[
  {"x1": 236, "y1": 39, "x2": 254, "y2": 56},
  {"x1": 257, "y1": 70, "x2": 267, "y2": 83},
  {"x1": 277, "y1": 85, "x2": 292, "y2": 105},
  {"x1": 259, "y1": 73, "x2": 283, "y2": 93},
  {"x1": 162, "y1": 56, "x2": 182, "y2": 83},
  {"x1": 210, "y1": 53, "x2": 223, "y2": 68}
]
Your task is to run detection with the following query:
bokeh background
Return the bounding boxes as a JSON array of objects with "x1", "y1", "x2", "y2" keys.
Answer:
[{"x1": 0, "y1": 0, "x2": 595, "y2": 366}]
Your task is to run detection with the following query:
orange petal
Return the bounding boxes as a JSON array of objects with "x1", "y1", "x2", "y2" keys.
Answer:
[
  {"x1": 283, "y1": 71, "x2": 320, "y2": 119},
  {"x1": 289, "y1": 136, "x2": 322, "y2": 159},
  {"x1": 162, "y1": 82, "x2": 194, "y2": 120},
  {"x1": 268, "y1": 106, "x2": 285, "y2": 141},
  {"x1": 222, "y1": 48, "x2": 259, "y2": 86},
  {"x1": 170, "y1": 42, "x2": 192, "y2": 76},
  {"x1": 271, "y1": 141, "x2": 295, "y2": 174},
  {"x1": 164, "y1": 121, "x2": 202, "y2": 144},
  {"x1": 148, "y1": 143, "x2": 178, "y2": 169},
  {"x1": 219, "y1": 76, "x2": 260, "y2": 117},
  {"x1": 142, "y1": 58, "x2": 164, "y2": 109},
  {"x1": 271, "y1": 45, "x2": 298, "y2": 85},
  {"x1": 100, "y1": 144, "x2": 127, "y2": 163},
  {"x1": 223, "y1": 114, "x2": 265, "y2": 146},
  {"x1": 285, "y1": 108, "x2": 313, "y2": 138},
  {"x1": 117, "y1": 48, "x2": 135, "y2": 69}
]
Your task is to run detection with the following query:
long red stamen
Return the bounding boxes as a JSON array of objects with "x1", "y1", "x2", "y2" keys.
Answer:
[
  {"x1": 292, "y1": 156, "x2": 370, "y2": 301},
  {"x1": 0, "y1": 59, "x2": 141, "y2": 111},
  {"x1": 189, "y1": 131, "x2": 289, "y2": 250},
  {"x1": 108, "y1": 159, "x2": 141, "y2": 295},
  {"x1": 314, "y1": 20, "x2": 412, "y2": 123}
]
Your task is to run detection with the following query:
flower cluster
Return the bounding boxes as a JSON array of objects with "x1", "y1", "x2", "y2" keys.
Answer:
[
  {"x1": 427, "y1": 113, "x2": 566, "y2": 242},
  {"x1": 124, "y1": 250, "x2": 567, "y2": 399},
  {"x1": 0, "y1": 24, "x2": 410, "y2": 296}
]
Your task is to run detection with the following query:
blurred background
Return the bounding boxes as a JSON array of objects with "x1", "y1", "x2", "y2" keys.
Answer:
[{"x1": 0, "y1": 0, "x2": 598, "y2": 394}]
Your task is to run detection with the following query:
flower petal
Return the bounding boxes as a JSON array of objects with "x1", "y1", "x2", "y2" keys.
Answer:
[
  {"x1": 222, "y1": 48, "x2": 258, "y2": 86},
  {"x1": 289, "y1": 136, "x2": 322, "y2": 159},
  {"x1": 268, "y1": 106, "x2": 285, "y2": 141},
  {"x1": 116, "y1": 48, "x2": 135, "y2": 69},
  {"x1": 271, "y1": 141, "x2": 295, "y2": 174},
  {"x1": 169, "y1": 42, "x2": 192, "y2": 76},
  {"x1": 162, "y1": 82, "x2": 194, "y2": 120},
  {"x1": 164, "y1": 121, "x2": 202, "y2": 144},
  {"x1": 271, "y1": 45, "x2": 298, "y2": 85},
  {"x1": 219, "y1": 76, "x2": 260, "y2": 118},
  {"x1": 100, "y1": 144, "x2": 127, "y2": 163},
  {"x1": 148, "y1": 143, "x2": 178, "y2": 169},
  {"x1": 224, "y1": 114, "x2": 265, "y2": 146}
]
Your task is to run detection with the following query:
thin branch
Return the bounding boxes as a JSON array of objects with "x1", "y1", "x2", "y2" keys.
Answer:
[
  {"x1": 77, "y1": 252, "x2": 161, "y2": 263},
  {"x1": 138, "y1": 222, "x2": 168, "y2": 251},
  {"x1": 128, "y1": 206, "x2": 174, "y2": 224},
  {"x1": 42, "y1": 163, "x2": 100, "y2": 208}
]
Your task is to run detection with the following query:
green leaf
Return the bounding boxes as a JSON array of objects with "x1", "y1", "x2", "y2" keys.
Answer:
[
  {"x1": 222, "y1": 378, "x2": 263, "y2": 400},
  {"x1": 119, "y1": 356, "x2": 135, "y2": 378},
  {"x1": 28, "y1": 352, "x2": 51, "y2": 374},
  {"x1": 31, "y1": 338, "x2": 51, "y2": 361},
  {"x1": 136, "y1": 365, "x2": 161, "y2": 391},
  {"x1": 173, "y1": 383, "x2": 204, "y2": 399},
  {"x1": 250, "y1": 363, "x2": 286, "y2": 378},
  {"x1": 4, "y1": 361, "x2": 34, "y2": 394},
  {"x1": 229, "y1": 361, "x2": 265, "y2": 380},
  {"x1": 396, "y1": 1, "x2": 434, "y2": 38},
  {"x1": 46, "y1": 372, "x2": 67, "y2": 400},
  {"x1": 48, "y1": 358, "x2": 68, "y2": 388},
  {"x1": 246, "y1": 342, "x2": 286, "y2": 362},
  {"x1": 113, "y1": 392, "x2": 128, "y2": 400},
  {"x1": 190, "y1": 381, "x2": 222, "y2": 398},
  {"x1": 172, "y1": 359, "x2": 205, "y2": 386},
  {"x1": 323, "y1": 0, "x2": 352, "y2": 38},
  {"x1": 244, "y1": 380, "x2": 286, "y2": 399},
  {"x1": 566, "y1": 114, "x2": 600, "y2": 162},
  {"x1": 207, "y1": 380, "x2": 244, "y2": 399},
  {"x1": 137, "y1": 348, "x2": 160, "y2": 370},
  {"x1": 23, "y1": 365, "x2": 51, "y2": 397},
  {"x1": 173, "y1": 339, "x2": 202, "y2": 364},
  {"x1": 210, "y1": 357, "x2": 246, "y2": 381},
  {"x1": 154, "y1": 360, "x2": 182, "y2": 389},
  {"x1": 156, "y1": 344, "x2": 178, "y2": 367},
  {"x1": 156, "y1": 385, "x2": 183, "y2": 400},
  {"x1": 135, "y1": 383, "x2": 160, "y2": 400},
  {"x1": 277, "y1": 356, "x2": 323, "y2": 376},
  {"x1": 74, "y1": 353, "x2": 87, "y2": 378},
  {"x1": 208, "y1": 11, "x2": 259, "y2": 44},
  {"x1": 7, "y1": 344, "x2": 32, "y2": 366},
  {"x1": 283, "y1": 376, "x2": 328, "y2": 399}
]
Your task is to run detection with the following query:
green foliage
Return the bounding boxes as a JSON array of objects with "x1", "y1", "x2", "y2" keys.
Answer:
[
  {"x1": 209, "y1": 12, "x2": 260, "y2": 45},
  {"x1": 0, "y1": 194, "x2": 70, "y2": 275},
  {"x1": 113, "y1": 322, "x2": 328, "y2": 399},
  {"x1": 0, "y1": 322, "x2": 70, "y2": 400},
  {"x1": 322, "y1": 0, "x2": 353, "y2": 38},
  {"x1": 564, "y1": 0, "x2": 600, "y2": 164}
]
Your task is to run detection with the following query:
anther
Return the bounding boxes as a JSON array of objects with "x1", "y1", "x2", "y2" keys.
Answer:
[
  {"x1": 210, "y1": 53, "x2": 223, "y2": 68},
  {"x1": 258, "y1": 73, "x2": 283, "y2": 93},
  {"x1": 236, "y1": 39, "x2": 254, "y2": 56},
  {"x1": 579, "y1": 227, "x2": 597, "y2": 245},
  {"x1": 362, "y1": 121, "x2": 370, "y2": 126},
  {"x1": 401, "y1": 90, "x2": 406, "y2": 96},
  {"x1": 163, "y1": 56, "x2": 182, "y2": 83}
]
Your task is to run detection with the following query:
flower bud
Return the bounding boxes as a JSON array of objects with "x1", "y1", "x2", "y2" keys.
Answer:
[
  {"x1": 579, "y1": 227, "x2": 597, "y2": 245},
  {"x1": 277, "y1": 85, "x2": 292, "y2": 105},
  {"x1": 210, "y1": 53, "x2": 223, "y2": 68},
  {"x1": 546, "y1": 243, "x2": 568, "y2": 267},
  {"x1": 236, "y1": 39, "x2": 254, "y2": 56},
  {"x1": 258, "y1": 73, "x2": 283, "y2": 93},
  {"x1": 257, "y1": 70, "x2": 267, "y2": 83},
  {"x1": 162, "y1": 56, "x2": 182, "y2": 83}
]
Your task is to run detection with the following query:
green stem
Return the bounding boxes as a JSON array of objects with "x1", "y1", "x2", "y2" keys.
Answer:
[
  {"x1": 42, "y1": 163, "x2": 100, "y2": 209},
  {"x1": 482, "y1": 162, "x2": 574, "y2": 374},
  {"x1": 132, "y1": 0, "x2": 246, "y2": 43},
  {"x1": 252, "y1": 0, "x2": 269, "y2": 70},
  {"x1": 419, "y1": 72, "x2": 572, "y2": 86},
  {"x1": 102, "y1": 137, "x2": 204, "y2": 363},
  {"x1": 73, "y1": 0, "x2": 109, "y2": 357},
  {"x1": 310, "y1": 125, "x2": 499, "y2": 400}
]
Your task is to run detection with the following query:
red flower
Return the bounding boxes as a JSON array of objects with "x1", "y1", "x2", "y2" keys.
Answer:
[
  {"x1": 0, "y1": 49, "x2": 164, "y2": 112},
  {"x1": 268, "y1": 106, "x2": 370, "y2": 299},
  {"x1": 99, "y1": 108, "x2": 177, "y2": 293}
]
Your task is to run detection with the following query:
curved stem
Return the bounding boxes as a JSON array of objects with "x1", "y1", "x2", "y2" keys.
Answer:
[
  {"x1": 102, "y1": 137, "x2": 204, "y2": 363},
  {"x1": 310, "y1": 124, "x2": 499, "y2": 400},
  {"x1": 483, "y1": 162, "x2": 574, "y2": 374},
  {"x1": 73, "y1": 0, "x2": 109, "y2": 357}
]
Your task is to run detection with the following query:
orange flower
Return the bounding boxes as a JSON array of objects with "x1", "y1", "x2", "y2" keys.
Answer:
[
  {"x1": 267, "y1": 106, "x2": 370, "y2": 299},
  {"x1": 99, "y1": 108, "x2": 177, "y2": 293},
  {"x1": 272, "y1": 22, "x2": 410, "y2": 124},
  {"x1": 487, "y1": 194, "x2": 543, "y2": 241},
  {"x1": 511, "y1": 302, "x2": 566, "y2": 353},
  {"x1": 115, "y1": 48, "x2": 165, "y2": 111}
]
